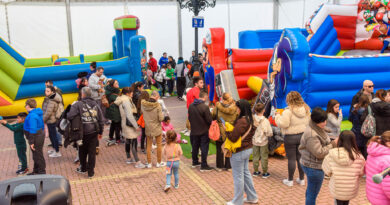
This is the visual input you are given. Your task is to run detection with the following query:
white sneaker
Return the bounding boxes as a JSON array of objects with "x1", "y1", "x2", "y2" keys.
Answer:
[
  {"x1": 156, "y1": 162, "x2": 166, "y2": 168},
  {"x1": 180, "y1": 129, "x2": 188, "y2": 134},
  {"x1": 152, "y1": 144, "x2": 157, "y2": 149},
  {"x1": 49, "y1": 152, "x2": 62, "y2": 158},
  {"x1": 226, "y1": 201, "x2": 234, "y2": 205},
  {"x1": 184, "y1": 131, "x2": 191, "y2": 136},
  {"x1": 296, "y1": 178, "x2": 305, "y2": 186},
  {"x1": 282, "y1": 179, "x2": 293, "y2": 187},
  {"x1": 164, "y1": 185, "x2": 170, "y2": 192},
  {"x1": 145, "y1": 163, "x2": 152, "y2": 168},
  {"x1": 47, "y1": 150, "x2": 54, "y2": 154},
  {"x1": 244, "y1": 198, "x2": 259, "y2": 204},
  {"x1": 135, "y1": 162, "x2": 145, "y2": 169}
]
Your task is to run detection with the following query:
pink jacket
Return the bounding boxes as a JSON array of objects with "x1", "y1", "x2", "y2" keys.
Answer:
[
  {"x1": 366, "y1": 142, "x2": 390, "y2": 205},
  {"x1": 161, "y1": 122, "x2": 181, "y2": 141}
]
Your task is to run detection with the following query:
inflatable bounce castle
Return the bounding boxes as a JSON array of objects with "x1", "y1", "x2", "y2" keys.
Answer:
[
  {"x1": 0, "y1": 15, "x2": 146, "y2": 116},
  {"x1": 205, "y1": 2, "x2": 390, "y2": 118}
]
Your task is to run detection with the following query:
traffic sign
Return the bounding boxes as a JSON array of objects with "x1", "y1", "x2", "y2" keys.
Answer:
[{"x1": 192, "y1": 16, "x2": 204, "y2": 28}]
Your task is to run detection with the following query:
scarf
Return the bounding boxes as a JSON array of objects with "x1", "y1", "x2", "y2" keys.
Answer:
[{"x1": 309, "y1": 120, "x2": 329, "y2": 143}]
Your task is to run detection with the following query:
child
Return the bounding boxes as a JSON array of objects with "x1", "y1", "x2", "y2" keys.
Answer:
[
  {"x1": 165, "y1": 63, "x2": 175, "y2": 96},
  {"x1": 252, "y1": 103, "x2": 273, "y2": 178},
  {"x1": 163, "y1": 130, "x2": 183, "y2": 192},
  {"x1": 365, "y1": 131, "x2": 390, "y2": 205},
  {"x1": 325, "y1": 99, "x2": 343, "y2": 140},
  {"x1": 162, "y1": 116, "x2": 187, "y2": 144},
  {"x1": 0, "y1": 113, "x2": 29, "y2": 174},
  {"x1": 156, "y1": 65, "x2": 166, "y2": 97},
  {"x1": 322, "y1": 130, "x2": 365, "y2": 205}
]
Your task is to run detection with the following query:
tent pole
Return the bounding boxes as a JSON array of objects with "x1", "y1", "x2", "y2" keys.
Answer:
[
  {"x1": 273, "y1": 0, "x2": 279, "y2": 29},
  {"x1": 5, "y1": 3, "x2": 11, "y2": 44},
  {"x1": 65, "y1": 0, "x2": 74, "y2": 56},
  {"x1": 177, "y1": 1, "x2": 183, "y2": 58}
]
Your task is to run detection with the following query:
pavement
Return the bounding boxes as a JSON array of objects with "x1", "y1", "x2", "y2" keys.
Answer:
[{"x1": 0, "y1": 96, "x2": 370, "y2": 205}]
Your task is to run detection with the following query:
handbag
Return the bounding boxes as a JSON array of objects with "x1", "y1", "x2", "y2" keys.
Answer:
[{"x1": 222, "y1": 123, "x2": 252, "y2": 158}]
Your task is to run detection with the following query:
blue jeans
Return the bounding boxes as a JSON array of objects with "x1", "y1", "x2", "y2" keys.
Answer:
[
  {"x1": 230, "y1": 148, "x2": 257, "y2": 205},
  {"x1": 302, "y1": 165, "x2": 324, "y2": 205},
  {"x1": 47, "y1": 123, "x2": 59, "y2": 152},
  {"x1": 56, "y1": 130, "x2": 62, "y2": 145},
  {"x1": 166, "y1": 160, "x2": 180, "y2": 187}
]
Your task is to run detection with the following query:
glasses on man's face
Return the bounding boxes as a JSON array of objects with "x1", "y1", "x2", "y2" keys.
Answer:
[{"x1": 367, "y1": 85, "x2": 374, "y2": 88}]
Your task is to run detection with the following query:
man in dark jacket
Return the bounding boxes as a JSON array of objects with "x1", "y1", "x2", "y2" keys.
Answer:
[
  {"x1": 349, "y1": 80, "x2": 375, "y2": 121},
  {"x1": 67, "y1": 87, "x2": 104, "y2": 178},
  {"x1": 188, "y1": 91, "x2": 213, "y2": 171},
  {"x1": 24, "y1": 98, "x2": 46, "y2": 175}
]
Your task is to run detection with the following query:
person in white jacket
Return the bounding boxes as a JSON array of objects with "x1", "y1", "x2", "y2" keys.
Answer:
[
  {"x1": 88, "y1": 66, "x2": 107, "y2": 101},
  {"x1": 252, "y1": 103, "x2": 273, "y2": 178}
]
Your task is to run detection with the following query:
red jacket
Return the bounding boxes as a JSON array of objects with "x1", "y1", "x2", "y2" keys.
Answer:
[
  {"x1": 186, "y1": 86, "x2": 200, "y2": 109},
  {"x1": 148, "y1": 57, "x2": 158, "y2": 72}
]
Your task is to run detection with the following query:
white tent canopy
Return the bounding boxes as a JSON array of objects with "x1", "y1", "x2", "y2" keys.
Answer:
[{"x1": 0, "y1": 0, "x2": 359, "y2": 61}]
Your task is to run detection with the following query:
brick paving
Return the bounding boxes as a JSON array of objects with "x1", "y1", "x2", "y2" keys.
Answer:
[{"x1": 0, "y1": 97, "x2": 370, "y2": 204}]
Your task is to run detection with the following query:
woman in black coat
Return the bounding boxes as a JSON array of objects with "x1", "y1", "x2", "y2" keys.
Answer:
[
  {"x1": 371, "y1": 89, "x2": 390, "y2": 136},
  {"x1": 350, "y1": 95, "x2": 369, "y2": 159}
]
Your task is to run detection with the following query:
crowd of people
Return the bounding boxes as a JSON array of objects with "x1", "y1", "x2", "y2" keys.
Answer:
[{"x1": 2, "y1": 49, "x2": 390, "y2": 205}]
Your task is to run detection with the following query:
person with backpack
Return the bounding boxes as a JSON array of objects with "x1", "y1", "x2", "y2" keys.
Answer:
[
  {"x1": 105, "y1": 79, "x2": 121, "y2": 143},
  {"x1": 350, "y1": 95, "x2": 370, "y2": 159},
  {"x1": 225, "y1": 99, "x2": 258, "y2": 205},
  {"x1": 67, "y1": 87, "x2": 104, "y2": 178},
  {"x1": 175, "y1": 57, "x2": 186, "y2": 101},
  {"x1": 370, "y1": 89, "x2": 390, "y2": 136},
  {"x1": 211, "y1": 93, "x2": 237, "y2": 171},
  {"x1": 322, "y1": 130, "x2": 366, "y2": 205},
  {"x1": 42, "y1": 86, "x2": 63, "y2": 158}
]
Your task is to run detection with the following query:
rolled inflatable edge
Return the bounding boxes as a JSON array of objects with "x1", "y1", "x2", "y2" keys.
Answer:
[{"x1": 247, "y1": 76, "x2": 263, "y2": 94}]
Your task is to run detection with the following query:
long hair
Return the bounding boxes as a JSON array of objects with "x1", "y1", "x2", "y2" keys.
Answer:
[
  {"x1": 353, "y1": 95, "x2": 370, "y2": 113},
  {"x1": 235, "y1": 99, "x2": 253, "y2": 125},
  {"x1": 108, "y1": 79, "x2": 117, "y2": 87},
  {"x1": 286, "y1": 91, "x2": 308, "y2": 113},
  {"x1": 337, "y1": 130, "x2": 360, "y2": 161},
  {"x1": 326, "y1": 99, "x2": 340, "y2": 117},
  {"x1": 376, "y1": 89, "x2": 387, "y2": 101},
  {"x1": 137, "y1": 91, "x2": 150, "y2": 112},
  {"x1": 369, "y1": 131, "x2": 390, "y2": 147}
]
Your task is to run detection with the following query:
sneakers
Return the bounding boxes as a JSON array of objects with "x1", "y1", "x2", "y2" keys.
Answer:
[
  {"x1": 76, "y1": 167, "x2": 87, "y2": 174},
  {"x1": 262, "y1": 173, "x2": 271, "y2": 178},
  {"x1": 145, "y1": 163, "x2": 152, "y2": 169},
  {"x1": 283, "y1": 179, "x2": 293, "y2": 187},
  {"x1": 152, "y1": 144, "x2": 157, "y2": 149},
  {"x1": 183, "y1": 131, "x2": 191, "y2": 136},
  {"x1": 47, "y1": 150, "x2": 55, "y2": 154},
  {"x1": 296, "y1": 178, "x2": 305, "y2": 186},
  {"x1": 226, "y1": 201, "x2": 234, "y2": 205},
  {"x1": 244, "y1": 198, "x2": 259, "y2": 204},
  {"x1": 49, "y1": 152, "x2": 62, "y2": 158},
  {"x1": 88, "y1": 175, "x2": 94, "y2": 179},
  {"x1": 174, "y1": 184, "x2": 179, "y2": 189},
  {"x1": 74, "y1": 156, "x2": 80, "y2": 164},
  {"x1": 16, "y1": 168, "x2": 28, "y2": 175},
  {"x1": 164, "y1": 185, "x2": 170, "y2": 192},
  {"x1": 191, "y1": 162, "x2": 201, "y2": 168},
  {"x1": 156, "y1": 162, "x2": 166, "y2": 168},
  {"x1": 253, "y1": 171, "x2": 261, "y2": 177},
  {"x1": 135, "y1": 162, "x2": 146, "y2": 169},
  {"x1": 200, "y1": 166, "x2": 213, "y2": 172},
  {"x1": 180, "y1": 129, "x2": 188, "y2": 134},
  {"x1": 126, "y1": 158, "x2": 136, "y2": 164}
]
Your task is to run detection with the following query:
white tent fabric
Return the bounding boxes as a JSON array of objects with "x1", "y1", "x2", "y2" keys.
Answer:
[
  {"x1": 6, "y1": 2, "x2": 70, "y2": 58},
  {"x1": 0, "y1": 0, "x2": 361, "y2": 60}
]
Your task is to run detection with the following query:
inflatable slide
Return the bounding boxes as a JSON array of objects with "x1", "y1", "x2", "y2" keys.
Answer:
[
  {"x1": 0, "y1": 15, "x2": 146, "y2": 116},
  {"x1": 268, "y1": 3, "x2": 390, "y2": 118}
]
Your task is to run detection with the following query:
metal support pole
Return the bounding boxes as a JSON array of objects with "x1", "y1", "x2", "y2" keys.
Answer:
[
  {"x1": 65, "y1": 0, "x2": 74, "y2": 56},
  {"x1": 273, "y1": 0, "x2": 279, "y2": 29},
  {"x1": 302, "y1": 0, "x2": 306, "y2": 28},
  {"x1": 227, "y1": 0, "x2": 231, "y2": 48},
  {"x1": 177, "y1": 2, "x2": 183, "y2": 57},
  {"x1": 5, "y1": 3, "x2": 11, "y2": 44}
]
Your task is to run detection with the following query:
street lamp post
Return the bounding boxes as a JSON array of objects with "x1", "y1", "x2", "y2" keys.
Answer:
[{"x1": 177, "y1": 0, "x2": 216, "y2": 75}]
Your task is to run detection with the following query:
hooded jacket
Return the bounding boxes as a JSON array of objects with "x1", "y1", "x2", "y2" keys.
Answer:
[
  {"x1": 371, "y1": 97, "x2": 390, "y2": 136},
  {"x1": 365, "y1": 142, "x2": 390, "y2": 205},
  {"x1": 115, "y1": 95, "x2": 138, "y2": 139},
  {"x1": 42, "y1": 93, "x2": 62, "y2": 124},
  {"x1": 275, "y1": 105, "x2": 311, "y2": 135},
  {"x1": 67, "y1": 97, "x2": 104, "y2": 136},
  {"x1": 188, "y1": 99, "x2": 212, "y2": 136},
  {"x1": 186, "y1": 86, "x2": 200, "y2": 109},
  {"x1": 299, "y1": 121, "x2": 336, "y2": 169},
  {"x1": 24, "y1": 108, "x2": 45, "y2": 145},
  {"x1": 349, "y1": 89, "x2": 374, "y2": 118},
  {"x1": 141, "y1": 99, "x2": 164, "y2": 137},
  {"x1": 322, "y1": 148, "x2": 365, "y2": 200},
  {"x1": 212, "y1": 101, "x2": 238, "y2": 141},
  {"x1": 159, "y1": 56, "x2": 169, "y2": 68},
  {"x1": 105, "y1": 85, "x2": 121, "y2": 122}
]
